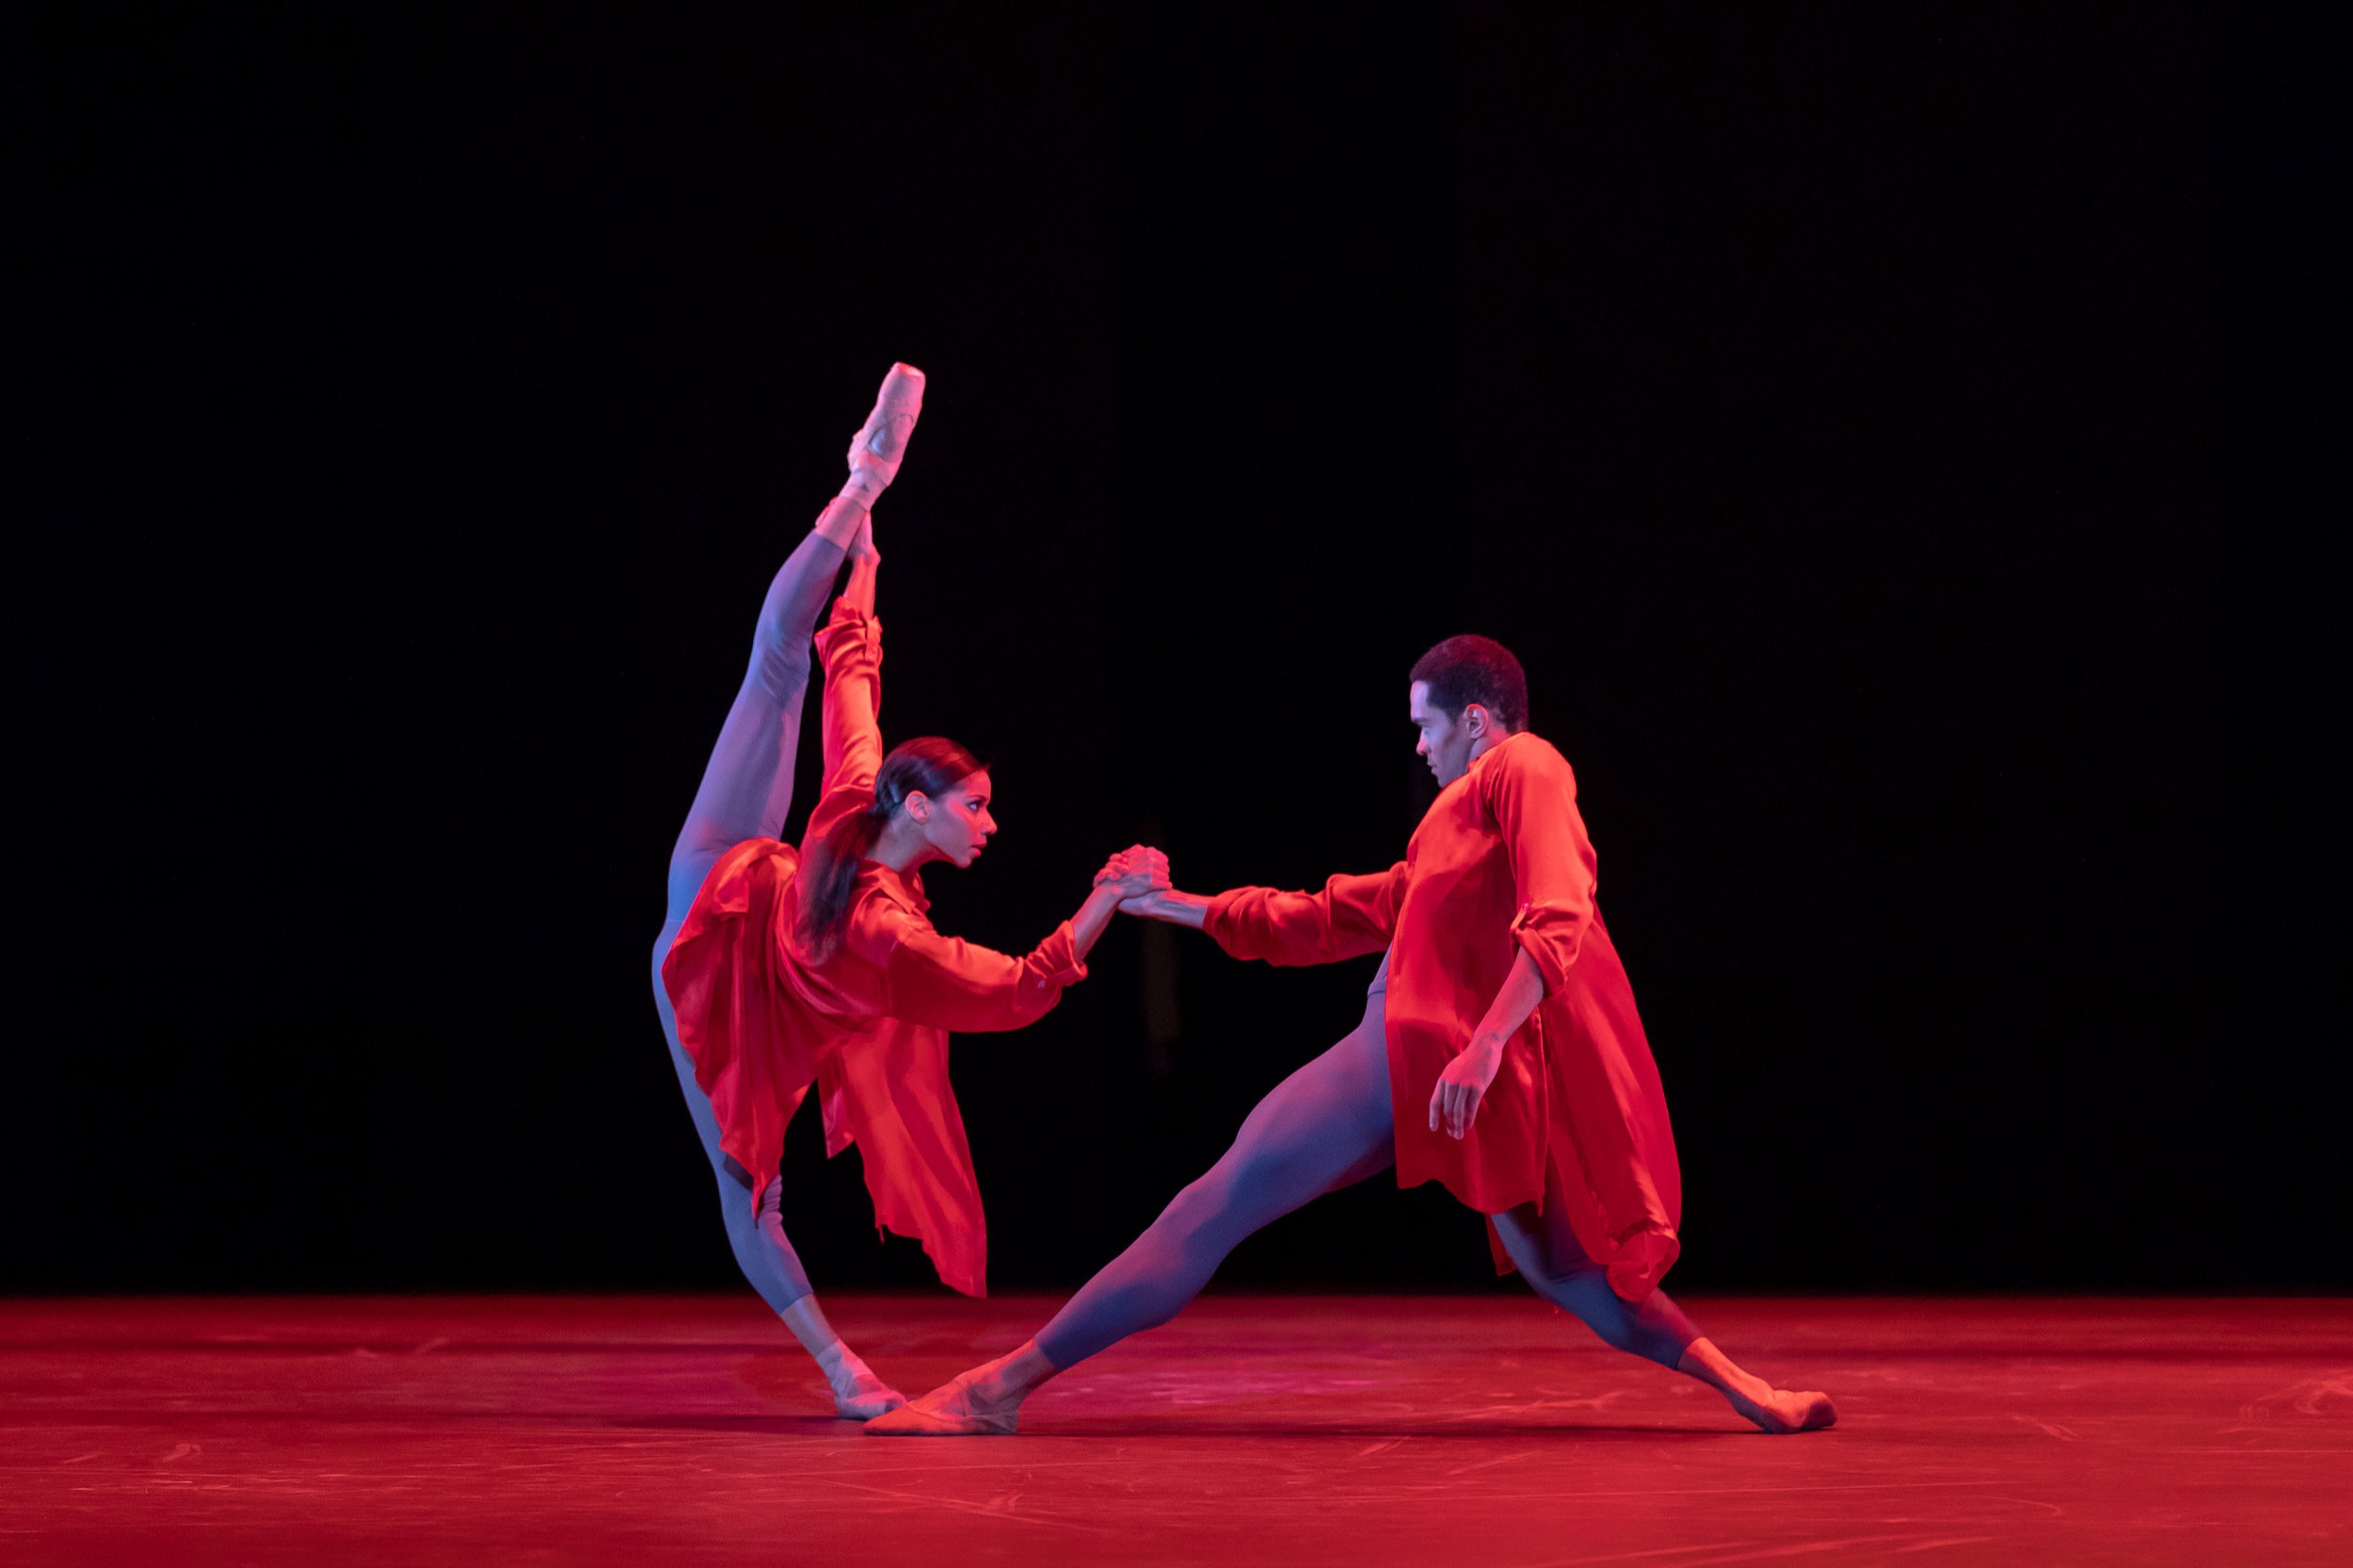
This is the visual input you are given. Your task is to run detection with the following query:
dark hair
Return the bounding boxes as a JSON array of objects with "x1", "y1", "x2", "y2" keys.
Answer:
[
  {"x1": 797, "y1": 735, "x2": 984, "y2": 959},
  {"x1": 1409, "y1": 634, "x2": 1529, "y2": 732}
]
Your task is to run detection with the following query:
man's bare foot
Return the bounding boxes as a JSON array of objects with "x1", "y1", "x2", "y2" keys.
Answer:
[
  {"x1": 1677, "y1": 1336, "x2": 1836, "y2": 1434},
  {"x1": 865, "y1": 1340, "x2": 1056, "y2": 1437},
  {"x1": 1721, "y1": 1382, "x2": 1837, "y2": 1434}
]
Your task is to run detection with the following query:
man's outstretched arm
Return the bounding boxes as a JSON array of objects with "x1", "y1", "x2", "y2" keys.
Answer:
[
  {"x1": 1117, "y1": 888, "x2": 1210, "y2": 929},
  {"x1": 1128, "y1": 866, "x2": 1406, "y2": 965}
]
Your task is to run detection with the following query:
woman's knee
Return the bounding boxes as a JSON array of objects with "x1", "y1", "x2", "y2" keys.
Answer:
[{"x1": 747, "y1": 638, "x2": 812, "y2": 703}]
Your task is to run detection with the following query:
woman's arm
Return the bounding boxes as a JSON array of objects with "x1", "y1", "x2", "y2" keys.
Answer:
[
  {"x1": 806, "y1": 528, "x2": 886, "y2": 840},
  {"x1": 837, "y1": 514, "x2": 879, "y2": 615},
  {"x1": 859, "y1": 846, "x2": 1169, "y2": 1033}
]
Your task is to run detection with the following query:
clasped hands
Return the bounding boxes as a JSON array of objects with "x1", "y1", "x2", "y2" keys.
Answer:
[{"x1": 1092, "y1": 845, "x2": 1172, "y2": 903}]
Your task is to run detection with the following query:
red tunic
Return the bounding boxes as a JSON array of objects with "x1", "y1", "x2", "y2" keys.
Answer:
[
  {"x1": 660, "y1": 602, "x2": 1086, "y2": 1298},
  {"x1": 1204, "y1": 732, "x2": 1682, "y2": 1301}
]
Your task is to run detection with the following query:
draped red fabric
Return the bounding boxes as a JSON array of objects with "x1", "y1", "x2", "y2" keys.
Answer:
[
  {"x1": 659, "y1": 602, "x2": 1086, "y2": 1299},
  {"x1": 1205, "y1": 733, "x2": 1682, "y2": 1302}
]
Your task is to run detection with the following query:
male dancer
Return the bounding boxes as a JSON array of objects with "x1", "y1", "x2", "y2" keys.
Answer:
[{"x1": 871, "y1": 635, "x2": 1834, "y2": 1435}]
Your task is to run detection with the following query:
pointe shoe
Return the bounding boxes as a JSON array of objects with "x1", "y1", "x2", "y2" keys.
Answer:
[
  {"x1": 813, "y1": 1340, "x2": 905, "y2": 1420},
  {"x1": 863, "y1": 1372, "x2": 1017, "y2": 1436},
  {"x1": 834, "y1": 1383, "x2": 907, "y2": 1421},
  {"x1": 840, "y1": 362, "x2": 925, "y2": 505}
]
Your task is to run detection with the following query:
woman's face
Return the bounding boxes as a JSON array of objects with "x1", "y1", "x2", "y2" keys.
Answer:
[{"x1": 913, "y1": 770, "x2": 997, "y2": 868}]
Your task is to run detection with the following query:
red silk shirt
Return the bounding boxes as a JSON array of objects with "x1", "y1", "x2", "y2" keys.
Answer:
[
  {"x1": 1205, "y1": 732, "x2": 1682, "y2": 1301},
  {"x1": 660, "y1": 602, "x2": 1086, "y2": 1298}
]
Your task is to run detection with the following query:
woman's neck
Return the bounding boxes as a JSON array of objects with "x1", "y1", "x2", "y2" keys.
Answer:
[{"x1": 871, "y1": 819, "x2": 936, "y2": 875}]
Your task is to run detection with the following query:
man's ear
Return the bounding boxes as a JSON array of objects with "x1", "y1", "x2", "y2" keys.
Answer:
[{"x1": 1463, "y1": 703, "x2": 1491, "y2": 739}]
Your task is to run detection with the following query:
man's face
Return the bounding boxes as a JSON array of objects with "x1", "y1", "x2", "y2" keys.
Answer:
[{"x1": 1410, "y1": 681, "x2": 1480, "y2": 787}]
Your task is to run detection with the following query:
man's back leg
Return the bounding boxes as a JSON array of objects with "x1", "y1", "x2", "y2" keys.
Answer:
[{"x1": 1492, "y1": 1172, "x2": 1835, "y2": 1433}]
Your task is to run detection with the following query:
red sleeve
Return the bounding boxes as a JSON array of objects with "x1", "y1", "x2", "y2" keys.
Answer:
[
  {"x1": 1204, "y1": 865, "x2": 1407, "y2": 967},
  {"x1": 850, "y1": 903, "x2": 1089, "y2": 1033},
  {"x1": 806, "y1": 601, "x2": 885, "y2": 846},
  {"x1": 1479, "y1": 737, "x2": 1598, "y2": 997}
]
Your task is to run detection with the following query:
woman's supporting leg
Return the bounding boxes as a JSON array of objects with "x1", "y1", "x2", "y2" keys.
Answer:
[
  {"x1": 870, "y1": 979, "x2": 1399, "y2": 1433},
  {"x1": 1492, "y1": 1166, "x2": 1833, "y2": 1433},
  {"x1": 661, "y1": 1037, "x2": 817, "y2": 1314}
]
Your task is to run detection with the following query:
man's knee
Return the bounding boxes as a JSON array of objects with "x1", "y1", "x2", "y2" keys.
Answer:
[{"x1": 1176, "y1": 1143, "x2": 1321, "y2": 1235}]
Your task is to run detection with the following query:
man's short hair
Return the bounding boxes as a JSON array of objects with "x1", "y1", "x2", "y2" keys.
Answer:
[{"x1": 1410, "y1": 634, "x2": 1528, "y2": 732}]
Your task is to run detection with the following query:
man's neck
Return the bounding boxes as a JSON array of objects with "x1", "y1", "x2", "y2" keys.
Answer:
[{"x1": 1466, "y1": 728, "x2": 1513, "y2": 768}]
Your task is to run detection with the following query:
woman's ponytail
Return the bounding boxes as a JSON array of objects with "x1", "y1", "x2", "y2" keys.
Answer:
[{"x1": 796, "y1": 735, "x2": 982, "y2": 960}]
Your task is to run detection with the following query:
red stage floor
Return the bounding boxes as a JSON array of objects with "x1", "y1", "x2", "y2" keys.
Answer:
[{"x1": 3, "y1": 1293, "x2": 2346, "y2": 1565}]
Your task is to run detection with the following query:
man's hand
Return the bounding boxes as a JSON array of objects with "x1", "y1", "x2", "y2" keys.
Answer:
[
  {"x1": 1428, "y1": 1032, "x2": 1507, "y2": 1141},
  {"x1": 1118, "y1": 887, "x2": 1212, "y2": 928}
]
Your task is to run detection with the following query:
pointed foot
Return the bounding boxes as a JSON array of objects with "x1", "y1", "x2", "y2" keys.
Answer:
[
  {"x1": 1736, "y1": 1387, "x2": 1837, "y2": 1434},
  {"x1": 863, "y1": 1373, "x2": 1018, "y2": 1436}
]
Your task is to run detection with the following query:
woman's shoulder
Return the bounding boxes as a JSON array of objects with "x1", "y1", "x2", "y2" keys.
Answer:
[{"x1": 842, "y1": 867, "x2": 934, "y2": 956}]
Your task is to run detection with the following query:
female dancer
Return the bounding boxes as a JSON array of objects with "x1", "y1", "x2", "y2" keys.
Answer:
[{"x1": 650, "y1": 364, "x2": 1166, "y2": 1417}]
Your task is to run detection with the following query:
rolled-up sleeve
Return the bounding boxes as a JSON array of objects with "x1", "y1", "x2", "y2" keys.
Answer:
[
  {"x1": 867, "y1": 909, "x2": 1088, "y2": 1032},
  {"x1": 1481, "y1": 740, "x2": 1598, "y2": 998},
  {"x1": 812, "y1": 603, "x2": 884, "y2": 801},
  {"x1": 1205, "y1": 864, "x2": 1407, "y2": 967}
]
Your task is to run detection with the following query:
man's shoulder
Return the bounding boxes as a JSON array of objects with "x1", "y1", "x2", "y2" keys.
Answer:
[{"x1": 1483, "y1": 730, "x2": 1575, "y2": 785}]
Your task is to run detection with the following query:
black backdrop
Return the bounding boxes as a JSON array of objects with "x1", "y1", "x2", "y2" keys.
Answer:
[{"x1": 13, "y1": 6, "x2": 2342, "y2": 1295}]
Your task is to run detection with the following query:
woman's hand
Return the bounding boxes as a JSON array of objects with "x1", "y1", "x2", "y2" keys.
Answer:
[
  {"x1": 1428, "y1": 1032, "x2": 1507, "y2": 1141},
  {"x1": 1068, "y1": 846, "x2": 1171, "y2": 963},
  {"x1": 1093, "y1": 845, "x2": 1170, "y2": 902},
  {"x1": 850, "y1": 512, "x2": 880, "y2": 563}
]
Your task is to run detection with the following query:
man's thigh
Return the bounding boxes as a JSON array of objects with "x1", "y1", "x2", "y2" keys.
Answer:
[{"x1": 1216, "y1": 1006, "x2": 1396, "y2": 1211}]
